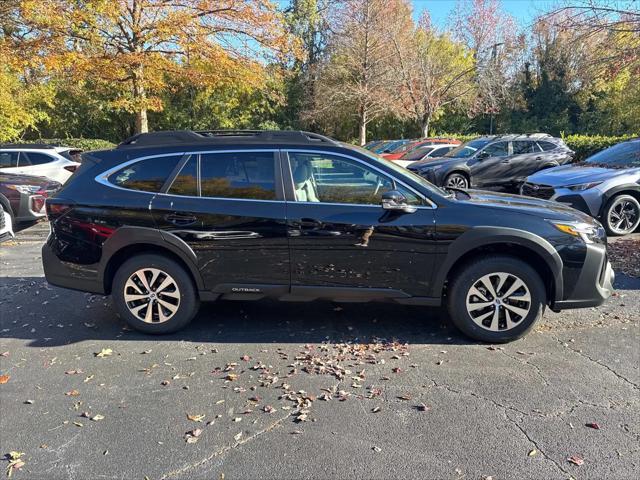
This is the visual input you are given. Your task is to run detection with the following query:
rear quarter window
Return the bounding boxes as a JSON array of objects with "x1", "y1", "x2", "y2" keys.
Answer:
[
  {"x1": 537, "y1": 141, "x2": 558, "y2": 151},
  {"x1": 110, "y1": 155, "x2": 182, "y2": 192}
]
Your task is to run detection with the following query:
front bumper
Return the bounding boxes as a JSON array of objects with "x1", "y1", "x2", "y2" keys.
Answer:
[
  {"x1": 551, "y1": 243, "x2": 614, "y2": 310},
  {"x1": 521, "y1": 183, "x2": 603, "y2": 217}
]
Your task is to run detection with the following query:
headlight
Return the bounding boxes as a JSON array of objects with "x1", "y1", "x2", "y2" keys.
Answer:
[
  {"x1": 568, "y1": 182, "x2": 602, "y2": 191},
  {"x1": 548, "y1": 220, "x2": 603, "y2": 244},
  {"x1": 6, "y1": 184, "x2": 42, "y2": 194}
]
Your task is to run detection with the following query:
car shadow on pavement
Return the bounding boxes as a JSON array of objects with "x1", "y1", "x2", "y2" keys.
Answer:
[{"x1": 0, "y1": 276, "x2": 470, "y2": 348}]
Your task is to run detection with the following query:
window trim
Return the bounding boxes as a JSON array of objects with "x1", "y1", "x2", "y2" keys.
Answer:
[
  {"x1": 283, "y1": 149, "x2": 437, "y2": 209},
  {"x1": 98, "y1": 149, "x2": 285, "y2": 203},
  {"x1": 95, "y1": 152, "x2": 187, "y2": 195}
]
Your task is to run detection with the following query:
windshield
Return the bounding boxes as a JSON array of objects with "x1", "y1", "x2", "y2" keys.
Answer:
[
  {"x1": 344, "y1": 143, "x2": 447, "y2": 197},
  {"x1": 584, "y1": 141, "x2": 640, "y2": 168},
  {"x1": 444, "y1": 139, "x2": 489, "y2": 158},
  {"x1": 401, "y1": 146, "x2": 435, "y2": 160}
]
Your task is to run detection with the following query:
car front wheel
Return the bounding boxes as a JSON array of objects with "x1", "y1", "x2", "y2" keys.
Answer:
[
  {"x1": 603, "y1": 194, "x2": 640, "y2": 236},
  {"x1": 444, "y1": 173, "x2": 469, "y2": 189},
  {"x1": 447, "y1": 256, "x2": 546, "y2": 343},
  {"x1": 112, "y1": 254, "x2": 199, "y2": 334}
]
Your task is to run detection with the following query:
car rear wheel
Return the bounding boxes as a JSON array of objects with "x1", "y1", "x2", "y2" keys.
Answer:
[
  {"x1": 603, "y1": 194, "x2": 640, "y2": 236},
  {"x1": 447, "y1": 256, "x2": 546, "y2": 343},
  {"x1": 112, "y1": 254, "x2": 199, "y2": 334},
  {"x1": 444, "y1": 173, "x2": 469, "y2": 189}
]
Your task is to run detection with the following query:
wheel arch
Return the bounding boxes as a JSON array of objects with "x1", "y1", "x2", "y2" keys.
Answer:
[
  {"x1": 433, "y1": 227, "x2": 563, "y2": 303},
  {"x1": 99, "y1": 226, "x2": 204, "y2": 295},
  {"x1": 598, "y1": 184, "x2": 640, "y2": 218}
]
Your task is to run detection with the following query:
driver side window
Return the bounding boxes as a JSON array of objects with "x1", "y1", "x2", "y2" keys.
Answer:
[
  {"x1": 482, "y1": 142, "x2": 509, "y2": 157},
  {"x1": 288, "y1": 153, "x2": 421, "y2": 205}
]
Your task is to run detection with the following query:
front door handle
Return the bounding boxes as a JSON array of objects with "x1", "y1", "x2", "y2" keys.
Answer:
[
  {"x1": 165, "y1": 213, "x2": 197, "y2": 226},
  {"x1": 501, "y1": 159, "x2": 511, "y2": 164}
]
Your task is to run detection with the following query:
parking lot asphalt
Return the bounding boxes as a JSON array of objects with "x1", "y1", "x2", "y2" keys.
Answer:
[{"x1": 1, "y1": 222, "x2": 639, "y2": 480}]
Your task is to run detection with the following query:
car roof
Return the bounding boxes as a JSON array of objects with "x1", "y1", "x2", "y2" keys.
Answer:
[
  {"x1": 116, "y1": 130, "x2": 341, "y2": 150},
  {"x1": 473, "y1": 133, "x2": 558, "y2": 142}
]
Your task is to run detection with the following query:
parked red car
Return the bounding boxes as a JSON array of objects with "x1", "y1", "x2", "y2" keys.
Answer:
[{"x1": 382, "y1": 138, "x2": 461, "y2": 160}]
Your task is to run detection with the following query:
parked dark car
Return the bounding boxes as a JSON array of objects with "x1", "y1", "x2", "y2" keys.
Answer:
[
  {"x1": 0, "y1": 172, "x2": 61, "y2": 236},
  {"x1": 372, "y1": 139, "x2": 412, "y2": 154},
  {"x1": 522, "y1": 138, "x2": 640, "y2": 236},
  {"x1": 408, "y1": 134, "x2": 574, "y2": 190},
  {"x1": 42, "y1": 130, "x2": 613, "y2": 343}
]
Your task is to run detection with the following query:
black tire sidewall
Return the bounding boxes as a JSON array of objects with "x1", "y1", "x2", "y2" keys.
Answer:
[
  {"x1": 603, "y1": 194, "x2": 640, "y2": 236},
  {"x1": 447, "y1": 256, "x2": 546, "y2": 343},
  {"x1": 112, "y1": 254, "x2": 199, "y2": 334},
  {"x1": 445, "y1": 173, "x2": 469, "y2": 189}
]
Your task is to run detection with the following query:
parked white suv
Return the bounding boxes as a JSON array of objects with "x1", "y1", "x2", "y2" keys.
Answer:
[{"x1": 0, "y1": 144, "x2": 81, "y2": 184}]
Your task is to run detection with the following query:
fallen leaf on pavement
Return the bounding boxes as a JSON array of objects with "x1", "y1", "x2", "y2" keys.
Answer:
[
  {"x1": 95, "y1": 348, "x2": 113, "y2": 358},
  {"x1": 263, "y1": 405, "x2": 275, "y2": 414},
  {"x1": 0, "y1": 375, "x2": 10, "y2": 384},
  {"x1": 226, "y1": 373, "x2": 238, "y2": 381},
  {"x1": 91, "y1": 414, "x2": 105, "y2": 421},
  {"x1": 372, "y1": 446, "x2": 382, "y2": 452},
  {"x1": 5, "y1": 451, "x2": 25, "y2": 478},
  {"x1": 567, "y1": 455, "x2": 584, "y2": 466},
  {"x1": 528, "y1": 449, "x2": 537, "y2": 456},
  {"x1": 187, "y1": 414, "x2": 205, "y2": 422},
  {"x1": 416, "y1": 403, "x2": 430, "y2": 412},
  {"x1": 234, "y1": 432, "x2": 243, "y2": 441},
  {"x1": 0, "y1": 352, "x2": 8, "y2": 357},
  {"x1": 65, "y1": 390, "x2": 80, "y2": 397},
  {"x1": 398, "y1": 394, "x2": 412, "y2": 401},
  {"x1": 371, "y1": 406, "x2": 381, "y2": 413},
  {"x1": 65, "y1": 369, "x2": 83, "y2": 375},
  {"x1": 83, "y1": 375, "x2": 94, "y2": 383},
  {"x1": 585, "y1": 422, "x2": 600, "y2": 430}
]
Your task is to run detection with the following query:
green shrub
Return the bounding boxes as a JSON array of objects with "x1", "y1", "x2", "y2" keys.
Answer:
[
  {"x1": 14, "y1": 137, "x2": 115, "y2": 151},
  {"x1": 563, "y1": 134, "x2": 636, "y2": 162}
]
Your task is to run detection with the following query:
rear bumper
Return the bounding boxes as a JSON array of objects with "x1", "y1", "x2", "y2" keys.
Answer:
[
  {"x1": 42, "y1": 239, "x2": 105, "y2": 294},
  {"x1": 551, "y1": 243, "x2": 614, "y2": 310}
]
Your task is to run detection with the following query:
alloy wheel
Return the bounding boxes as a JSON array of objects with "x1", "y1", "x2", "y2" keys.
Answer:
[
  {"x1": 465, "y1": 272, "x2": 531, "y2": 331},
  {"x1": 123, "y1": 268, "x2": 181, "y2": 323},
  {"x1": 446, "y1": 175, "x2": 469, "y2": 189},
  {"x1": 608, "y1": 197, "x2": 640, "y2": 235}
]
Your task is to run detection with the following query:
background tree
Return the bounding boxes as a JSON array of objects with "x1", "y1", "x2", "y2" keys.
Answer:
[
  {"x1": 16, "y1": 0, "x2": 293, "y2": 134},
  {"x1": 304, "y1": 0, "x2": 405, "y2": 145},
  {"x1": 389, "y1": 14, "x2": 475, "y2": 137}
]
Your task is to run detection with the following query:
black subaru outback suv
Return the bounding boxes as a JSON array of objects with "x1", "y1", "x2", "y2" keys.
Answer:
[{"x1": 42, "y1": 130, "x2": 613, "y2": 342}]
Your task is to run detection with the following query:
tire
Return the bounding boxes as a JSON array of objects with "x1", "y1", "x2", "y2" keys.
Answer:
[
  {"x1": 444, "y1": 173, "x2": 469, "y2": 189},
  {"x1": 447, "y1": 255, "x2": 546, "y2": 343},
  {"x1": 602, "y1": 194, "x2": 640, "y2": 236},
  {"x1": 112, "y1": 254, "x2": 199, "y2": 334}
]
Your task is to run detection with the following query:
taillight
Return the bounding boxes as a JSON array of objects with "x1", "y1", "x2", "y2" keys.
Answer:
[
  {"x1": 30, "y1": 195, "x2": 46, "y2": 213},
  {"x1": 46, "y1": 201, "x2": 73, "y2": 220},
  {"x1": 64, "y1": 165, "x2": 78, "y2": 173}
]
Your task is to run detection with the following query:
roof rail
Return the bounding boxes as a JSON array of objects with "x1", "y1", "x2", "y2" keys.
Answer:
[
  {"x1": 118, "y1": 129, "x2": 339, "y2": 148},
  {"x1": 0, "y1": 143, "x2": 58, "y2": 149}
]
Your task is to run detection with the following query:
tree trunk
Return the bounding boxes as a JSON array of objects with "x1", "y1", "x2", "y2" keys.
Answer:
[
  {"x1": 421, "y1": 115, "x2": 430, "y2": 138},
  {"x1": 359, "y1": 106, "x2": 367, "y2": 146},
  {"x1": 132, "y1": 68, "x2": 149, "y2": 134}
]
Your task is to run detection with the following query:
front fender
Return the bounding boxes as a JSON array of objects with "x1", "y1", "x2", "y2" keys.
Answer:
[{"x1": 432, "y1": 226, "x2": 564, "y2": 301}]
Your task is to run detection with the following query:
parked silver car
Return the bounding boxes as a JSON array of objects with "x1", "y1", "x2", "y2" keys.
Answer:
[{"x1": 521, "y1": 138, "x2": 640, "y2": 236}]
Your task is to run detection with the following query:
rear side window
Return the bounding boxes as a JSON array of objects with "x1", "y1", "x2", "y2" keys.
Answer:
[
  {"x1": 168, "y1": 155, "x2": 198, "y2": 196},
  {"x1": 0, "y1": 152, "x2": 19, "y2": 168},
  {"x1": 110, "y1": 155, "x2": 182, "y2": 192},
  {"x1": 537, "y1": 141, "x2": 558, "y2": 151},
  {"x1": 512, "y1": 141, "x2": 539, "y2": 154},
  {"x1": 19, "y1": 152, "x2": 55, "y2": 166},
  {"x1": 200, "y1": 152, "x2": 276, "y2": 200}
]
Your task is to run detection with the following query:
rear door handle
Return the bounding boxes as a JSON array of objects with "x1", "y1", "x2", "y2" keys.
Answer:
[
  {"x1": 165, "y1": 213, "x2": 197, "y2": 226},
  {"x1": 299, "y1": 218, "x2": 322, "y2": 228},
  {"x1": 501, "y1": 159, "x2": 511, "y2": 163}
]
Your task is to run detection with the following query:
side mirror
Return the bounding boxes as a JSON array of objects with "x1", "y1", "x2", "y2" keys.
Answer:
[
  {"x1": 381, "y1": 190, "x2": 417, "y2": 213},
  {"x1": 383, "y1": 149, "x2": 392, "y2": 153},
  {"x1": 476, "y1": 151, "x2": 490, "y2": 160}
]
